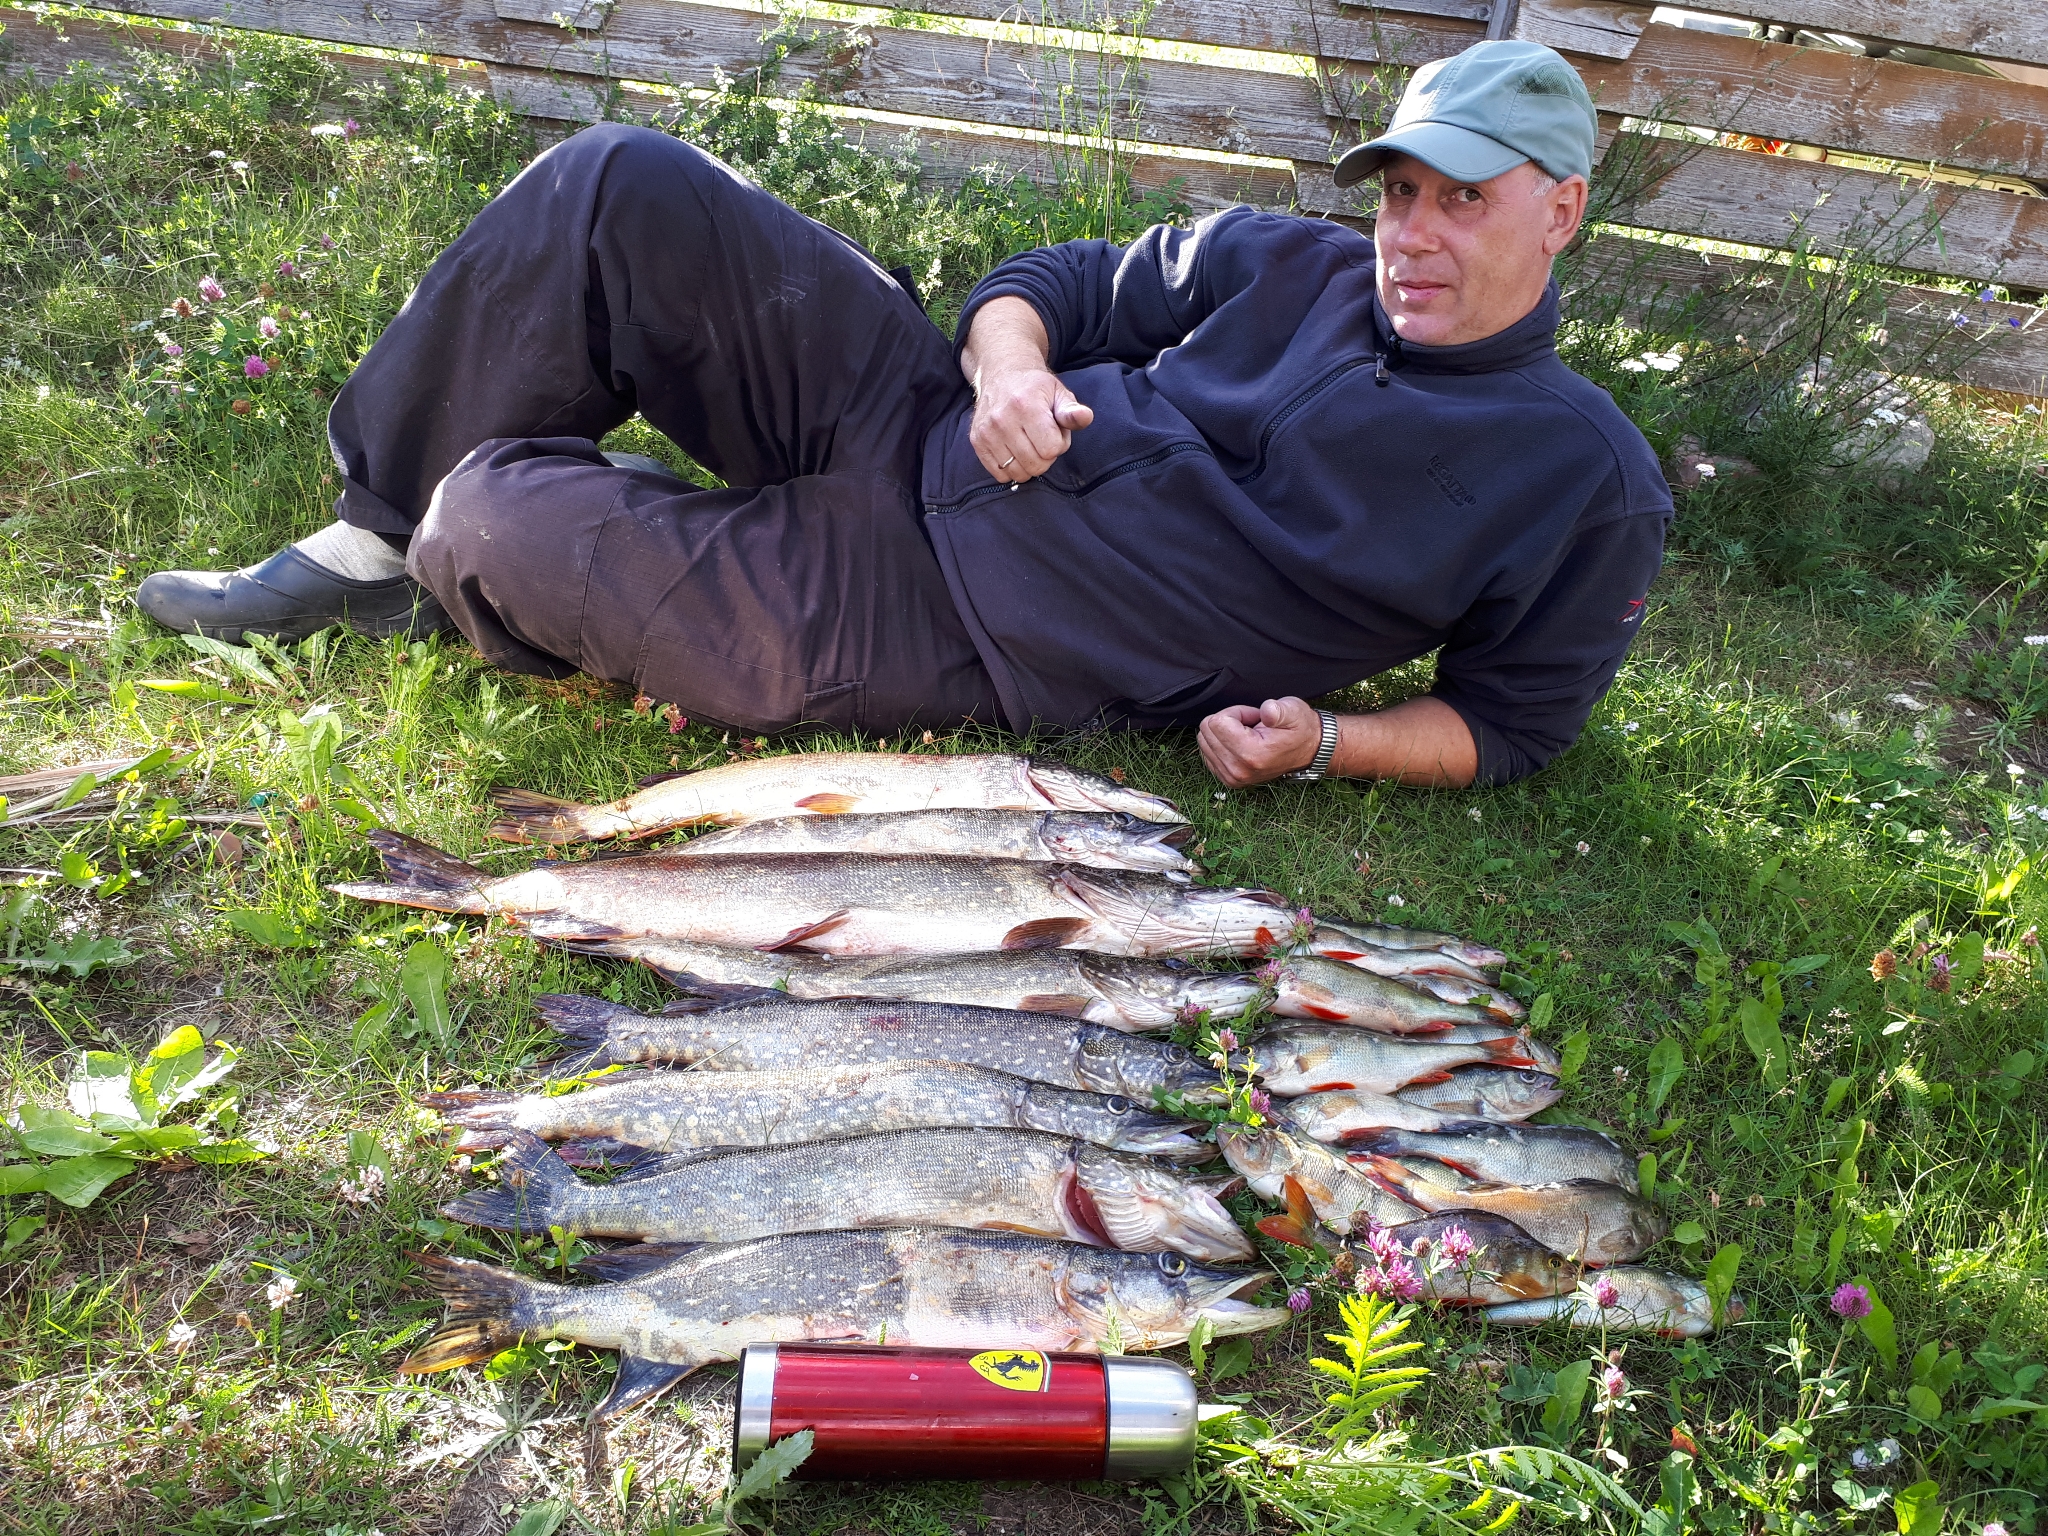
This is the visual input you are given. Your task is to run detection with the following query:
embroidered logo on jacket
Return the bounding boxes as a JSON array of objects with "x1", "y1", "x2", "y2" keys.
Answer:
[
  {"x1": 1424, "y1": 455, "x2": 1477, "y2": 507},
  {"x1": 1619, "y1": 598, "x2": 1646, "y2": 624}
]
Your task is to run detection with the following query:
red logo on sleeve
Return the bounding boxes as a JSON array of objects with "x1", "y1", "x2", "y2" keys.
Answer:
[{"x1": 1619, "y1": 598, "x2": 1645, "y2": 624}]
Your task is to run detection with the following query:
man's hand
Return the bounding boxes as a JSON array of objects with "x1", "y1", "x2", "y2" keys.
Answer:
[
  {"x1": 1199, "y1": 695, "x2": 1480, "y2": 789},
  {"x1": 1198, "y1": 698, "x2": 1322, "y2": 787},
  {"x1": 961, "y1": 296, "x2": 1093, "y2": 483}
]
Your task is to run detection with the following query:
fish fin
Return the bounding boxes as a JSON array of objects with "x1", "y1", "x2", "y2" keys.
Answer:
[
  {"x1": 592, "y1": 1354, "x2": 696, "y2": 1420},
  {"x1": 634, "y1": 770, "x2": 689, "y2": 789},
  {"x1": 1001, "y1": 917, "x2": 1091, "y2": 951},
  {"x1": 535, "y1": 993, "x2": 632, "y2": 1052},
  {"x1": 1478, "y1": 1036, "x2": 1540, "y2": 1065},
  {"x1": 1018, "y1": 992, "x2": 1093, "y2": 1015},
  {"x1": 758, "y1": 909, "x2": 853, "y2": 953},
  {"x1": 328, "y1": 881, "x2": 484, "y2": 914},
  {"x1": 1255, "y1": 1174, "x2": 1321, "y2": 1248},
  {"x1": 573, "y1": 1242, "x2": 703, "y2": 1282},
  {"x1": 1255, "y1": 1212, "x2": 1313, "y2": 1247},
  {"x1": 418, "y1": 1088, "x2": 521, "y2": 1128},
  {"x1": 439, "y1": 1132, "x2": 574, "y2": 1235},
  {"x1": 520, "y1": 914, "x2": 631, "y2": 943},
  {"x1": 486, "y1": 786, "x2": 603, "y2": 845},
  {"x1": 1353, "y1": 1154, "x2": 1418, "y2": 1200},
  {"x1": 1406, "y1": 1071, "x2": 1454, "y2": 1086},
  {"x1": 794, "y1": 792, "x2": 860, "y2": 814},
  {"x1": 362, "y1": 829, "x2": 485, "y2": 890},
  {"x1": 1196, "y1": 1174, "x2": 1247, "y2": 1199},
  {"x1": 398, "y1": 1253, "x2": 539, "y2": 1373},
  {"x1": 656, "y1": 975, "x2": 788, "y2": 1011},
  {"x1": 1300, "y1": 1003, "x2": 1350, "y2": 1022}
]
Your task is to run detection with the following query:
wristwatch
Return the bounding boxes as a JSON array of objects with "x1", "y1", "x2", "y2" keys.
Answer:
[{"x1": 1287, "y1": 710, "x2": 1340, "y2": 783}]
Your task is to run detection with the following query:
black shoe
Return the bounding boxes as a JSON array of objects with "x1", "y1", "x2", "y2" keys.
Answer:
[{"x1": 135, "y1": 545, "x2": 452, "y2": 645}]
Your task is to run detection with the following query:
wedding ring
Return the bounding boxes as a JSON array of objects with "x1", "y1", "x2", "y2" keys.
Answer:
[{"x1": 999, "y1": 455, "x2": 1016, "y2": 469}]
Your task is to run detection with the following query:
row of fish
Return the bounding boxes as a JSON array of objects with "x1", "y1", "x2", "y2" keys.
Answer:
[{"x1": 386, "y1": 750, "x2": 1727, "y2": 1417}]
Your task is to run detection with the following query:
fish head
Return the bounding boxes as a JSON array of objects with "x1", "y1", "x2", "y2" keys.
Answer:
[
  {"x1": 1608, "y1": 1196, "x2": 1673, "y2": 1263},
  {"x1": 1023, "y1": 1085, "x2": 1207, "y2": 1159},
  {"x1": 1077, "y1": 955, "x2": 1259, "y2": 1028},
  {"x1": 1399, "y1": 1212, "x2": 1569, "y2": 1300},
  {"x1": 1025, "y1": 759, "x2": 1188, "y2": 824},
  {"x1": 1076, "y1": 1028, "x2": 1220, "y2": 1098},
  {"x1": 1060, "y1": 1248, "x2": 1283, "y2": 1348},
  {"x1": 1216, "y1": 1126, "x2": 1304, "y2": 1201},
  {"x1": 1041, "y1": 813, "x2": 1197, "y2": 872},
  {"x1": 1462, "y1": 1068, "x2": 1563, "y2": 1119},
  {"x1": 1073, "y1": 1148, "x2": 1253, "y2": 1262}
]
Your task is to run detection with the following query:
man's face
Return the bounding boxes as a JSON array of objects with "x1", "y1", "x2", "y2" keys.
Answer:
[{"x1": 1372, "y1": 154, "x2": 1588, "y2": 347}]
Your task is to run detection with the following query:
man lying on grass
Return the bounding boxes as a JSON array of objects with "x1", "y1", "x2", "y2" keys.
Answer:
[{"x1": 137, "y1": 39, "x2": 1671, "y2": 791}]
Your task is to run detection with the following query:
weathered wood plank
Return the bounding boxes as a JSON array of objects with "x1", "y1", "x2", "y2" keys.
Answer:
[
  {"x1": 88, "y1": 0, "x2": 1350, "y2": 161},
  {"x1": 1575, "y1": 24, "x2": 2048, "y2": 183},
  {"x1": 496, "y1": 0, "x2": 614, "y2": 27},
  {"x1": 1299, "y1": 133, "x2": 2048, "y2": 287},
  {"x1": 1571, "y1": 229, "x2": 2048, "y2": 396},
  {"x1": 1510, "y1": 0, "x2": 1650, "y2": 61},
  {"x1": 1682, "y1": 0, "x2": 2048, "y2": 72}
]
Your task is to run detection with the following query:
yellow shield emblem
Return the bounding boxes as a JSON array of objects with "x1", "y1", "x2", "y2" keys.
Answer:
[{"x1": 969, "y1": 1349, "x2": 1049, "y2": 1392}]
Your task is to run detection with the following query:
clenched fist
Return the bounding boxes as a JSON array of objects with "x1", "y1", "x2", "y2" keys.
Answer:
[
  {"x1": 960, "y1": 295, "x2": 1093, "y2": 484},
  {"x1": 1198, "y1": 697, "x2": 1325, "y2": 787}
]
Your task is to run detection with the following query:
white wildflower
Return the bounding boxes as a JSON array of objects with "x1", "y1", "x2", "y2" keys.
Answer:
[
  {"x1": 1576, "y1": 841, "x2": 1591, "y2": 856},
  {"x1": 1643, "y1": 351, "x2": 1682, "y2": 371},
  {"x1": 230, "y1": 160, "x2": 249, "y2": 172},
  {"x1": 1467, "y1": 807, "x2": 1482, "y2": 821},
  {"x1": 1622, "y1": 720, "x2": 1640, "y2": 733},
  {"x1": 166, "y1": 1320, "x2": 198, "y2": 1352},
  {"x1": 1906, "y1": 828, "x2": 1928, "y2": 844},
  {"x1": 265, "y1": 1273, "x2": 298, "y2": 1311},
  {"x1": 1696, "y1": 463, "x2": 1716, "y2": 479},
  {"x1": 310, "y1": 123, "x2": 346, "y2": 137},
  {"x1": 338, "y1": 1164, "x2": 386, "y2": 1205},
  {"x1": 207, "y1": 149, "x2": 226, "y2": 159},
  {"x1": 2024, "y1": 635, "x2": 2048, "y2": 646},
  {"x1": 1617, "y1": 358, "x2": 1649, "y2": 373},
  {"x1": 2008, "y1": 764, "x2": 2027, "y2": 778},
  {"x1": 1385, "y1": 894, "x2": 1406, "y2": 908}
]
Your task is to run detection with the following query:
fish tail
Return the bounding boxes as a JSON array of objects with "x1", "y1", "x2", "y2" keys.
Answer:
[
  {"x1": 329, "y1": 830, "x2": 494, "y2": 913},
  {"x1": 488, "y1": 786, "x2": 622, "y2": 845},
  {"x1": 418, "y1": 1088, "x2": 525, "y2": 1142},
  {"x1": 440, "y1": 1131, "x2": 577, "y2": 1236},
  {"x1": 534, "y1": 994, "x2": 623, "y2": 1071},
  {"x1": 398, "y1": 1253, "x2": 554, "y2": 1373}
]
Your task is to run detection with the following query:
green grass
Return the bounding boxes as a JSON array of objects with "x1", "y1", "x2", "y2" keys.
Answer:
[{"x1": 3, "y1": 29, "x2": 2047, "y2": 1536}]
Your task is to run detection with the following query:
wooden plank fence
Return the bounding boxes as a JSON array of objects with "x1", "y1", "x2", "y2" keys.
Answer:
[{"x1": 2, "y1": 0, "x2": 2043, "y2": 391}]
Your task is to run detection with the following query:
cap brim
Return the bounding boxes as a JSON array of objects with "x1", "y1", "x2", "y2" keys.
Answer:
[{"x1": 1332, "y1": 121, "x2": 1531, "y2": 189}]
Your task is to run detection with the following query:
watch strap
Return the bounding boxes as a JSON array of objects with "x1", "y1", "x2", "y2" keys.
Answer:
[{"x1": 1287, "y1": 710, "x2": 1340, "y2": 783}]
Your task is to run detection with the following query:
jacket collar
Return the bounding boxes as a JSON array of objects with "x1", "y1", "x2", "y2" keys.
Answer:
[{"x1": 1369, "y1": 277, "x2": 1561, "y2": 375}]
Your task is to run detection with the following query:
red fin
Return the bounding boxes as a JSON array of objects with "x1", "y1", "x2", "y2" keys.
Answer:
[
  {"x1": 1406, "y1": 1070, "x2": 1455, "y2": 1086},
  {"x1": 1256, "y1": 1212, "x2": 1313, "y2": 1248},
  {"x1": 1305, "y1": 1080, "x2": 1356, "y2": 1093},
  {"x1": 1282, "y1": 1173, "x2": 1317, "y2": 1231},
  {"x1": 1354, "y1": 1154, "x2": 1414, "y2": 1200},
  {"x1": 794, "y1": 792, "x2": 860, "y2": 814},
  {"x1": 1018, "y1": 993, "x2": 1093, "y2": 1015},
  {"x1": 1478, "y1": 1035, "x2": 1539, "y2": 1065},
  {"x1": 1002, "y1": 917, "x2": 1091, "y2": 951},
  {"x1": 758, "y1": 909, "x2": 852, "y2": 953},
  {"x1": 1319, "y1": 946, "x2": 1365, "y2": 961},
  {"x1": 1303, "y1": 1004, "x2": 1348, "y2": 1022}
]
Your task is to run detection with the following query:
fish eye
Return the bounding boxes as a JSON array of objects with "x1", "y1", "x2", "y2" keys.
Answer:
[
  {"x1": 1156, "y1": 1252, "x2": 1188, "y2": 1277},
  {"x1": 1105, "y1": 1095, "x2": 1132, "y2": 1114},
  {"x1": 1165, "y1": 1045, "x2": 1188, "y2": 1062}
]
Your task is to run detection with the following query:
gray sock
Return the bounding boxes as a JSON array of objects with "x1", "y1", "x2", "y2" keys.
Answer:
[{"x1": 292, "y1": 520, "x2": 409, "y2": 582}]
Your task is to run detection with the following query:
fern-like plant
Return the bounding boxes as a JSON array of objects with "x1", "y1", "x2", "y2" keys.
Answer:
[{"x1": 1307, "y1": 1291, "x2": 1432, "y2": 1449}]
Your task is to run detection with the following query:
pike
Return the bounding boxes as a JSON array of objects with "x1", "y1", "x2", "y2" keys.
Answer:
[
  {"x1": 1345, "y1": 1122, "x2": 1639, "y2": 1192},
  {"x1": 444, "y1": 1127, "x2": 1252, "y2": 1261},
  {"x1": 535, "y1": 992, "x2": 1221, "y2": 1099},
  {"x1": 488, "y1": 751, "x2": 1184, "y2": 845},
  {"x1": 1246, "y1": 1025, "x2": 1539, "y2": 1096},
  {"x1": 400, "y1": 1228, "x2": 1288, "y2": 1418},
  {"x1": 1485, "y1": 1269, "x2": 1741, "y2": 1336},
  {"x1": 1354, "y1": 1155, "x2": 1670, "y2": 1264},
  {"x1": 670, "y1": 808, "x2": 1197, "y2": 874},
  {"x1": 334, "y1": 834, "x2": 1305, "y2": 958},
  {"x1": 1266, "y1": 955, "x2": 1521, "y2": 1032},
  {"x1": 421, "y1": 1059, "x2": 1207, "y2": 1159},
  {"x1": 538, "y1": 936, "x2": 1261, "y2": 1032}
]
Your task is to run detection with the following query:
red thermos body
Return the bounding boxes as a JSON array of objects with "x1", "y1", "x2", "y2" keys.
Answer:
[{"x1": 730, "y1": 1343, "x2": 1197, "y2": 1482}]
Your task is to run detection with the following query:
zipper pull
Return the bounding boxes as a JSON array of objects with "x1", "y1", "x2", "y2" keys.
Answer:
[{"x1": 1374, "y1": 352, "x2": 1392, "y2": 386}]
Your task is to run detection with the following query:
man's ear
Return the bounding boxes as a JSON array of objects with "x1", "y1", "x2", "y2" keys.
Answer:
[{"x1": 1543, "y1": 175, "x2": 1590, "y2": 257}]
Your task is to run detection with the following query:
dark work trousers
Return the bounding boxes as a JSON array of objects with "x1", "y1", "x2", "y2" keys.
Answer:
[{"x1": 325, "y1": 123, "x2": 1000, "y2": 735}]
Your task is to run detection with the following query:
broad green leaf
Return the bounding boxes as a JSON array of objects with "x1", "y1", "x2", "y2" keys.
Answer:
[
  {"x1": 119, "y1": 1124, "x2": 203, "y2": 1154},
  {"x1": 1854, "y1": 1276, "x2": 1899, "y2": 1370},
  {"x1": 188, "y1": 1138, "x2": 270, "y2": 1165},
  {"x1": 1949, "y1": 932, "x2": 1984, "y2": 980},
  {"x1": 224, "y1": 909, "x2": 317, "y2": 949},
  {"x1": 1540, "y1": 1357, "x2": 1591, "y2": 1437},
  {"x1": 40, "y1": 1152, "x2": 138, "y2": 1207},
  {"x1": 1186, "y1": 1313, "x2": 1214, "y2": 1378},
  {"x1": 1527, "y1": 992, "x2": 1555, "y2": 1032},
  {"x1": 1704, "y1": 1244, "x2": 1743, "y2": 1330},
  {"x1": 2, "y1": 1212, "x2": 46, "y2": 1252},
  {"x1": 505, "y1": 1501, "x2": 567, "y2": 1536},
  {"x1": 1737, "y1": 995, "x2": 1788, "y2": 1091},
  {"x1": 180, "y1": 632, "x2": 284, "y2": 690},
  {"x1": 1906, "y1": 1383, "x2": 1943, "y2": 1422},
  {"x1": 69, "y1": 1050, "x2": 146, "y2": 1129},
  {"x1": 12, "y1": 934, "x2": 136, "y2": 977},
  {"x1": 1671, "y1": 1220, "x2": 1706, "y2": 1246},
  {"x1": 138, "y1": 1025, "x2": 209, "y2": 1111},
  {"x1": 347, "y1": 1128, "x2": 392, "y2": 1176},
  {"x1": 400, "y1": 939, "x2": 455, "y2": 1050},
  {"x1": 1970, "y1": 1397, "x2": 2048, "y2": 1423},
  {"x1": 1209, "y1": 1334, "x2": 1254, "y2": 1384},
  {"x1": 1637, "y1": 1151, "x2": 1657, "y2": 1202},
  {"x1": 1892, "y1": 1479, "x2": 1943, "y2": 1536},
  {"x1": 1645, "y1": 1035, "x2": 1685, "y2": 1115},
  {"x1": 731, "y1": 1427, "x2": 814, "y2": 1506},
  {"x1": 15, "y1": 1103, "x2": 114, "y2": 1157},
  {"x1": 0, "y1": 1164, "x2": 47, "y2": 1196},
  {"x1": 52, "y1": 773, "x2": 100, "y2": 814},
  {"x1": 1556, "y1": 1026, "x2": 1589, "y2": 1085},
  {"x1": 137, "y1": 679, "x2": 263, "y2": 706}
]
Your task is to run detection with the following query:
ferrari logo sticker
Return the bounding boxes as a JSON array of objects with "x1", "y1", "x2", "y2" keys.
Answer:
[{"x1": 969, "y1": 1349, "x2": 1050, "y2": 1392}]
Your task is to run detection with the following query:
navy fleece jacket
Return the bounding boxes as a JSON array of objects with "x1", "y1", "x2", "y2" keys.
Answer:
[{"x1": 918, "y1": 207, "x2": 1672, "y2": 785}]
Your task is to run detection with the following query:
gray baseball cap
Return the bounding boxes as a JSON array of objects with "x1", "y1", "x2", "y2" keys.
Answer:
[{"x1": 1333, "y1": 40, "x2": 1597, "y2": 189}]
